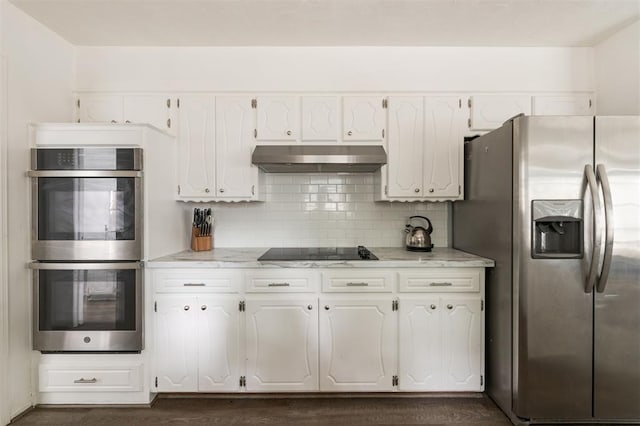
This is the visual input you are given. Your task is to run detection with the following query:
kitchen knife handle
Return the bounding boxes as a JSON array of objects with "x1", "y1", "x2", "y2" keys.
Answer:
[
  {"x1": 596, "y1": 164, "x2": 614, "y2": 293},
  {"x1": 585, "y1": 164, "x2": 603, "y2": 294}
]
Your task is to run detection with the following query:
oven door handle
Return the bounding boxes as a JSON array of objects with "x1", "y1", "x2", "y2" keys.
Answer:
[
  {"x1": 29, "y1": 262, "x2": 143, "y2": 270},
  {"x1": 28, "y1": 170, "x2": 143, "y2": 178}
]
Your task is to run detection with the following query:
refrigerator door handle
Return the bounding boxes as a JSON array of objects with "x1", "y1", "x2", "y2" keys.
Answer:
[
  {"x1": 585, "y1": 164, "x2": 603, "y2": 293},
  {"x1": 596, "y1": 164, "x2": 614, "y2": 293}
]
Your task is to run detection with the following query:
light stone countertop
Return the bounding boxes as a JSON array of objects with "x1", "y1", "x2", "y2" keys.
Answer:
[{"x1": 147, "y1": 247, "x2": 494, "y2": 268}]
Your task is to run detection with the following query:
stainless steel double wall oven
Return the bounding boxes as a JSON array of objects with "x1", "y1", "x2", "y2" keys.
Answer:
[{"x1": 29, "y1": 147, "x2": 144, "y2": 352}]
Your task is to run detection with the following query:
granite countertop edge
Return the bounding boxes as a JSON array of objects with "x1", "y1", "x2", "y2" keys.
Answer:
[{"x1": 147, "y1": 247, "x2": 495, "y2": 268}]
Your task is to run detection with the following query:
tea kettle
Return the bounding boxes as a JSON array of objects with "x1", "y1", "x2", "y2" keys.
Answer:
[{"x1": 405, "y1": 216, "x2": 434, "y2": 252}]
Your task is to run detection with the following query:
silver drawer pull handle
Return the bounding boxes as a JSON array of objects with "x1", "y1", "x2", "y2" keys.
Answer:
[
  {"x1": 74, "y1": 378, "x2": 97, "y2": 384},
  {"x1": 429, "y1": 282, "x2": 453, "y2": 287},
  {"x1": 268, "y1": 282, "x2": 290, "y2": 287},
  {"x1": 346, "y1": 282, "x2": 369, "y2": 286},
  {"x1": 183, "y1": 283, "x2": 206, "y2": 287}
]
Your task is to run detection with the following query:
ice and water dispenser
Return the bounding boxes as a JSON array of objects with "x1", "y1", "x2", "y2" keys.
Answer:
[{"x1": 532, "y1": 200, "x2": 583, "y2": 259}]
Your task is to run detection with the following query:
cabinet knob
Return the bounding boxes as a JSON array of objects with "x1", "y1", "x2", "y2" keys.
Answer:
[
  {"x1": 307, "y1": 305, "x2": 313, "y2": 310},
  {"x1": 219, "y1": 188, "x2": 225, "y2": 193},
  {"x1": 414, "y1": 188, "x2": 420, "y2": 193},
  {"x1": 184, "y1": 305, "x2": 190, "y2": 311},
  {"x1": 205, "y1": 188, "x2": 210, "y2": 193},
  {"x1": 347, "y1": 131, "x2": 353, "y2": 136},
  {"x1": 125, "y1": 120, "x2": 131, "y2": 124},
  {"x1": 447, "y1": 304, "x2": 453, "y2": 310},
  {"x1": 201, "y1": 305, "x2": 207, "y2": 311},
  {"x1": 430, "y1": 304, "x2": 436, "y2": 310},
  {"x1": 110, "y1": 120, "x2": 117, "y2": 124},
  {"x1": 429, "y1": 188, "x2": 435, "y2": 193},
  {"x1": 286, "y1": 130, "x2": 292, "y2": 136},
  {"x1": 324, "y1": 305, "x2": 330, "y2": 310}
]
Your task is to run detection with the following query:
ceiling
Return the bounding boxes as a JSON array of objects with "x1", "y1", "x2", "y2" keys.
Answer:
[{"x1": 8, "y1": 0, "x2": 640, "y2": 47}]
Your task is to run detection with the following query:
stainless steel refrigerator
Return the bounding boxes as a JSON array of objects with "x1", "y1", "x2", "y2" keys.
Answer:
[{"x1": 453, "y1": 115, "x2": 640, "y2": 424}]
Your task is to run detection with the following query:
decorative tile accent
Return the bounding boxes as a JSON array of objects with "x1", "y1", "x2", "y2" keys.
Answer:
[{"x1": 201, "y1": 173, "x2": 449, "y2": 248}]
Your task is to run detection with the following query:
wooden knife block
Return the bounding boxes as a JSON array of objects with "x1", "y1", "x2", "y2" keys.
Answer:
[{"x1": 191, "y1": 226, "x2": 212, "y2": 252}]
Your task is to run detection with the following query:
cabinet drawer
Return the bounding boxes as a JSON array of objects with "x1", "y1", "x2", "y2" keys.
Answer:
[
  {"x1": 154, "y1": 269, "x2": 241, "y2": 293},
  {"x1": 398, "y1": 269, "x2": 481, "y2": 292},
  {"x1": 40, "y1": 364, "x2": 143, "y2": 393},
  {"x1": 322, "y1": 270, "x2": 394, "y2": 292},
  {"x1": 245, "y1": 269, "x2": 319, "y2": 292}
]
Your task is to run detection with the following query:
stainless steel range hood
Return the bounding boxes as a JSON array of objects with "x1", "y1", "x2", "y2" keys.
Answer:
[{"x1": 251, "y1": 145, "x2": 387, "y2": 173}]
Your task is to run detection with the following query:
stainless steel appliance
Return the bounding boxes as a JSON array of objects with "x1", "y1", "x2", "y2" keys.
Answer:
[
  {"x1": 31, "y1": 262, "x2": 143, "y2": 352},
  {"x1": 258, "y1": 246, "x2": 378, "y2": 261},
  {"x1": 30, "y1": 147, "x2": 144, "y2": 352},
  {"x1": 453, "y1": 116, "x2": 640, "y2": 423},
  {"x1": 251, "y1": 145, "x2": 387, "y2": 173},
  {"x1": 404, "y1": 216, "x2": 434, "y2": 252},
  {"x1": 29, "y1": 147, "x2": 143, "y2": 261}
]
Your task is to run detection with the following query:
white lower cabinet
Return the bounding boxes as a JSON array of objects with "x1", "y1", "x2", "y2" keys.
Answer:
[
  {"x1": 398, "y1": 296, "x2": 482, "y2": 391},
  {"x1": 245, "y1": 298, "x2": 318, "y2": 391},
  {"x1": 154, "y1": 294, "x2": 240, "y2": 392},
  {"x1": 319, "y1": 298, "x2": 397, "y2": 391},
  {"x1": 148, "y1": 266, "x2": 485, "y2": 396}
]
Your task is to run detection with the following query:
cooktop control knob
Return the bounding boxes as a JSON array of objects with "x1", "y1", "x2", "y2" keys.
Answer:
[{"x1": 358, "y1": 245, "x2": 371, "y2": 259}]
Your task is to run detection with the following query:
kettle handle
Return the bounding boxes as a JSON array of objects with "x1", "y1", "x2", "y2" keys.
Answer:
[{"x1": 409, "y1": 215, "x2": 433, "y2": 234}]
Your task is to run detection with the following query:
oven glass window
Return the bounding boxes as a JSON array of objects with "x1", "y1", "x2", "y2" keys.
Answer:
[
  {"x1": 38, "y1": 269, "x2": 137, "y2": 331},
  {"x1": 37, "y1": 177, "x2": 136, "y2": 241}
]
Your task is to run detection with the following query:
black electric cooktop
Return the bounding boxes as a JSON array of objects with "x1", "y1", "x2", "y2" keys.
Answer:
[{"x1": 258, "y1": 246, "x2": 378, "y2": 261}]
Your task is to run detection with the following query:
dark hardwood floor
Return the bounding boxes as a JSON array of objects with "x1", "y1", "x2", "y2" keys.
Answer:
[{"x1": 12, "y1": 394, "x2": 511, "y2": 425}]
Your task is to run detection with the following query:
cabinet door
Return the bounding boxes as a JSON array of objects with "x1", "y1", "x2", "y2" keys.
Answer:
[
  {"x1": 398, "y1": 298, "x2": 442, "y2": 391},
  {"x1": 386, "y1": 97, "x2": 424, "y2": 198},
  {"x1": 177, "y1": 96, "x2": 216, "y2": 198},
  {"x1": 197, "y1": 295, "x2": 240, "y2": 392},
  {"x1": 440, "y1": 298, "x2": 482, "y2": 391},
  {"x1": 123, "y1": 95, "x2": 172, "y2": 134},
  {"x1": 301, "y1": 96, "x2": 338, "y2": 141},
  {"x1": 256, "y1": 96, "x2": 298, "y2": 140},
  {"x1": 215, "y1": 96, "x2": 257, "y2": 198},
  {"x1": 532, "y1": 95, "x2": 593, "y2": 116},
  {"x1": 154, "y1": 295, "x2": 198, "y2": 392},
  {"x1": 245, "y1": 298, "x2": 318, "y2": 391},
  {"x1": 423, "y1": 96, "x2": 464, "y2": 198},
  {"x1": 319, "y1": 298, "x2": 396, "y2": 391},
  {"x1": 469, "y1": 95, "x2": 531, "y2": 130},
  {"x1": 343, "y1": 96, "x2": 385, "y2": 141},
  {"x1": 77, "y1": 94, "x2": 123, "y2": 123}
]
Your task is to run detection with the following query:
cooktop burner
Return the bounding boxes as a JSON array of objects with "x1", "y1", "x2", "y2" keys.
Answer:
[{"x1": 258, "y1": 246, "x2": 378, "y2": 261}]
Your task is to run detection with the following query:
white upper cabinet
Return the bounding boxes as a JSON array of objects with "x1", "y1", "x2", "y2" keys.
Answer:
[
  {"x1": 215, "y1": 96, "x2": 258, "y2": 199},
  {"x1": 77, "y1": 94, "x2": 174, "y2": 134},
  {"x1": 423, "y1": 96, "x2": 464, "y2": 199},
  {"x1": 123, "y1": 95, "x2": 174, "y2": 134},
  {"x1": 77, "y1": 94, "x2": 124, "y2": 123},
  {"x1": 177, "y1": 95, "x2": 216, "y2": 199},
  {"x1": 301, "y1": 96, "x2": 338, "y2": 141},
  {"x1": 532, "y1": 95, "x2": 593, "y2": 116},
  {"x1": 386, "y1": 97, "x2": 424, "y2": 198},
  {"x1": 342, "y1": 96, "x2": 386, "y2": 141},
  {"x1": 469, "y1": 95, "x2": 531, "y2": 130},
  {"x1": 255, "y1": 96, "x2": 299, "y2": 141}
]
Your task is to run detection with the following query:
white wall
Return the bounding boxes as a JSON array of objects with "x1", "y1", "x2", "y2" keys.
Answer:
[
  {"x1": 1, "y1": 2, "x2": 75, "y2": 420},
  {"x1": 76, "y1": 46, "x2": 594, "y2": 92},
  {"x1": 75, "y1": 46, "x2": 593, "y2": 249},
  {"x1": 595, "y1": 20, "x2": 640, "y2": 115}
]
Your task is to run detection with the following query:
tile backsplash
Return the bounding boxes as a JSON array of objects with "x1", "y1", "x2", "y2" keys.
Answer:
[{"x1": 199, "y1": 174, "x2": 449, "y2": 248}]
